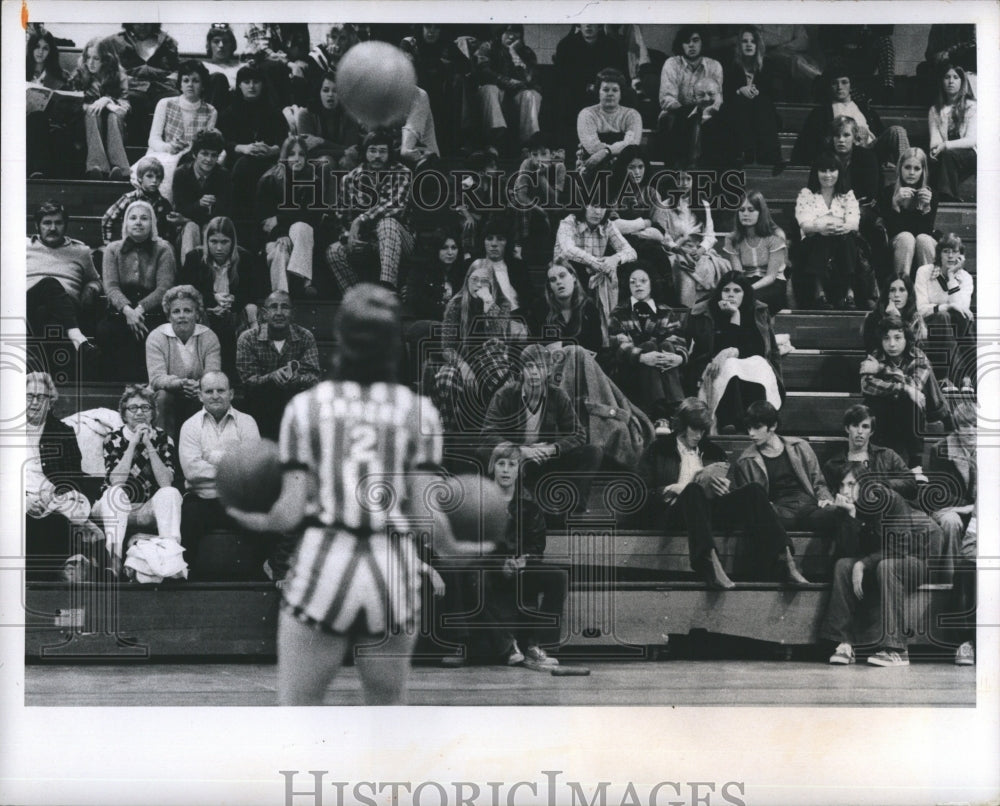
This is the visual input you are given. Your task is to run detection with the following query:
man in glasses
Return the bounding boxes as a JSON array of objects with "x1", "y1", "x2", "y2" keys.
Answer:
[
  {"x1": 236, "y1": 291, "x2": 321, "y2": 439},
  {"x1": 24, "y1": 372, "x2": 104, "y2": 580}
]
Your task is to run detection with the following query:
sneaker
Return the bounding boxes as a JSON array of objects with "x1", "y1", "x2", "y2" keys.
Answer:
[
  {"x1": 960, "y1": 377, "x2": 975, "y2": 393},
  {"x1": 911, "y1": 466, "x2": 929, "y2": 484},
  {"x1": 506, "y1": 640, "x2": 525, "y2": 666},
  {"x1": 941, "y1": 379, "x2": 959, "y2": 393},
  {"x1": 109, "y1": 166, "x2": 130, "y2": 181},
  {"x1": 829, "y1": 643, "x2": 855, "y2": 665},
  {"x1": 523, "y1": 644, "x2": 559, "y2": 671},
  {"x1": 955, "y1": 641, "x2": 975, "y2": 666},
  {"x1": 653, "y1": 418, "x2": 672, "y2": 436},
  {"x1": 867, "y1": 649, "x2": 910, "y2": 667}
]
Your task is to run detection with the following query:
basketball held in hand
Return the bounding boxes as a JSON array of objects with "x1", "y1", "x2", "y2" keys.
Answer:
[
  {"x1": 336, "y1": 41, "x2": 418, "y2": 129},
  {"x1": 216, "y1": 439, "x2": 283, "y2": 513}
]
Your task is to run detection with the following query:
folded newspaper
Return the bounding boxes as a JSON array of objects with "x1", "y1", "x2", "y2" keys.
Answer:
[{"x1": 26, "y1": 83, "x2": 84, "y2": 114}]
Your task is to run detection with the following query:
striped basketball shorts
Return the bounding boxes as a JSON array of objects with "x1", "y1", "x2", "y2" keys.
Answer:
[{"x1": 281, "y1": 526, "x2": 421, "y2": 637}]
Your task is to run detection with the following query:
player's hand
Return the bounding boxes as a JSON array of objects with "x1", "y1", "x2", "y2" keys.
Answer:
[{"x1": 852, "y1": 561, "x2": 865, "y2": 599}]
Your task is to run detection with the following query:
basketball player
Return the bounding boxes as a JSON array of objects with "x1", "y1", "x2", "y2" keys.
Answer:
[{"x1": 228, "y1": 284, "x2": 486, "y2": 704}]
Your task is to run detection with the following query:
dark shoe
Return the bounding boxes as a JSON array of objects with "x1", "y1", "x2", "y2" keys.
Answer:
[
  {"x1": 815, "y1": 296, "x2": 833, "y2": 310},
  {"x1": 771, "y1": 160, "x2": 788, "y2": 176},
  {"x1": 843, "y1": 296, "x2": 857, "y2": 310},
  {"x1": 85, "y1": 168, "x2": 105, "y2": 180},
  {"x1": 109, "y1": 166, "x2": 130, "y2": 181}
]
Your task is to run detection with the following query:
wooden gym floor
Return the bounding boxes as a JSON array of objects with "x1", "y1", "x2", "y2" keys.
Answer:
[{"x1": 24, "y1": 659, "x2": 976, "y2": 707}]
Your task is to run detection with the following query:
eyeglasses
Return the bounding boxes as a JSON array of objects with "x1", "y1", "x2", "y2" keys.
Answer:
[
  {"x1": 125, "y1": 404, "x2": 153, "y2": 413},
  {"x1": 26, "y1": 393, "x2": 52, "y2": 402}
]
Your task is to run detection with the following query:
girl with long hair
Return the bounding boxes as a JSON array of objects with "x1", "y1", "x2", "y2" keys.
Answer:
[
  {"x1": 862, "y1": 273, "x2": 927, "y2": 355},
  {"x1": 723, "y1": 26, "x2": 785, "y2": 171},
  {"x1": 688, "y1": 271, "x2": 783, "y2": 432},
  {"x1": 538, "y1": 261, "x2": 604, "y2": 354},
  {"x1": 878, "y1": 147, "x2": 938, "y2": 277},
  {"x1": 722, "y1": 190, "x2": 789, "y2": 314},
  {"x1": 928, "y1": 63, "x2": 977, "y2": 201},
  {"x1": 69, "y1": 37, "x2": 131, "y2": 179}
]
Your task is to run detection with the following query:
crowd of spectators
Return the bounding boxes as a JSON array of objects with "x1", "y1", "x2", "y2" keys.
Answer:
[{"x1": 24, "y1": 22, "x2": 978, "y2": 668}]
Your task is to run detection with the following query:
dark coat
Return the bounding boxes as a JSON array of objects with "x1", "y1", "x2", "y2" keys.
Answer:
[
  {"x1": 792, "y1": 96, "x2": 889, "y2": 165},
  {"x1": 479, "y1": 381, "x2": 585, "y2": 464},
  {"x1": 39, "y1": 415, "x2": 84, "y2": 492},
  {"x1": 823, "y1": 442, "x2": 917, "y2": 501},
  {"x1": 178, "y1": 246, "x2": 262, "y2": 311},
  {"x1": 637, "y1": 433, "x2": 731, "y2": 523}
]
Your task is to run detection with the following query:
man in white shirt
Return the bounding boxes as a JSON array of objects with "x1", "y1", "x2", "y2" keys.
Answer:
[{"x1": 178, "y1": 371, "x2": 260, "y2": 575}]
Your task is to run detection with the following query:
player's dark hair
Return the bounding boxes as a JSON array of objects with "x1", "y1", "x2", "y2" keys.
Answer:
[{"x1": 332, "y1": 284, "x2": 402, "y2": 385}]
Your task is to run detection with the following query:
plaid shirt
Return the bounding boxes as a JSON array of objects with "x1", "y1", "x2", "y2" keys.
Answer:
[
  {"x1": 860, "y1": 347, "x2": 933, "y2": 400},
  {"x1": 337, "y1": 162, "x2": 412, "y2": 231},
  {"x1": 102, "y1": 189, "x2": 175, "y2": 245},
  {"x1": 607, "y1": 300, "x2": 690, "y2": 366},
  {"x1": 554, "y1": 216, "x2": 637, "y2": 271},
  {"x1": 101, "y1": 426, "x2": 176, "y2": 504},
  {"x1": 235, "y1": 322, "x2": 321, "y2": 391}
]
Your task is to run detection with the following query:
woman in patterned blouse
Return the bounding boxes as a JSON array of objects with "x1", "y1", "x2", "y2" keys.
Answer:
[
  {"x1": 90, "y1": 384, "x2": 183, "y2": 574},
  {"x1": 142, "y1": 60, "x2": 218, "y2": 203},
  {"x1": 723, "y1": 190, "x2": 789, "y2": 314},
  {"x1": 793, "y1": 151, "x2": 867, "y2": 310}
]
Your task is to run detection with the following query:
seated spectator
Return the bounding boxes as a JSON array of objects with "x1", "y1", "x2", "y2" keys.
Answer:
[
  {"x1": 145, "y1": 285, "x2": 223, "y2": 439},
  {"x1": 178, "y1": 371, "x2": 264, "y2": 578},
  {"x1": 664, "y1": 76, "x2": 734, "y2": 170},
  {"x1": 656, "y1": 27, "x2": 723, "y2": 165},
  {"x1": 793, "y1": 151, "x2": 867, "y2": 309},
  {"x1": 26, "y1": 201, "x2": 102, "y2": 357},
  {"x1": 914, "y1": 234, "x2": 975, "y2": 390},
  {"x1": 91, "y1": 384, "x2": 183, "y2": 574},
  {"x1": 575, "y1": 68, "x2": 642, "y2": 190},
  {"x1": 142, "y1": 59, "x2": 218, "y2": 203},
  {"x1": 478, "y1": 443, "x2": 566, "y2": 670},
  {"x1": 928, "y1": 64, "x2": 977, "y2": 202},
  {"x1": 398, "y1": 24, "x2": 461, "y2": 155},
  {"x1": 554, "y1": 204, "x2": 638, "y2": 341},
  {"x1": 818, "y1": 468, "x2": 940, "y2": 667},
  {"x1": 610, "y1": 152, "x2": 673, "y2": 299},
  {"x1": 68, "y1": 37, "x2": 132, "y2": 180},
  {"x1": 818, "y1": 25, "x2": 896, "y2": 105},
  {"x1": 294, "y1": 71, "x2": 362, "y2": 171},
  {"x1": 242, "y1": 23, "x2": 311, "y2": 108},
  {"x1": 103, "y1": 23, "x2": 180, "y2": 121},
  {"x1": 862, "y1": 273, "x2": 927, "y2": 356},
  {"x1": 792, "y1": 66, "x2": 909, "y2": 168},
  {"x1": 202, "y1": 24, "x2": 242, "y2": 110},
  {"x1": 25, "y1": 29, "x2": 76, "y2": 179},
  {"x1": 101, "y1": 156, "x2": 176, "y2": 246},
  {"x1": 472, "y1": 24, "x2": 542, "y2": 152},
  {"x1": 734, "y1": 399, "x2": 845, "y2": 549},
  {"x1": 860, "y1": 315, "x2": 947, "y2": 472},
  {"x1": 308, "y1": 24, "x2": 361, "y2": 84},
  {"x1": 607, "y1": 266, "x2": 689, "y2": 422},
  {"x1": 723, "y1": 26, "x2": 785, "y2": 172},
  {"x1": 235, "y1": 291, "x2": 321, "y2": 439},
  {"x1": 24, "y1": 372, "x2": 104, "y2": 581},
  {"x1": 326, "y1": 131, "x2": 415, "y2": 294},
  {"x1": 431, "y1": 261, "x2": 527, "y2": 435},
  {"x1": 688, "y1": 272, "x2": 783, "y2": 432},
  {"x1": 537, "y1": 261, "x2": 605, "y2": 355},
  {"x1": 218, "y1": 64, "x2": 289, "y2": 219},
  {"x1": 256, "y1": 135, "x2": 323, "y2": 297},
  {"x1": 456, "y1": 149, "x2": 502, "y2": 258},
  {"x1": 553, "y1": 24, "x2": 630, "y2": 151},
  {"x1": 178, "y1": 216, "x2": 261, "y2": 377},
  {"x1": 97, "y1": 200, "x2": 176, "y2": 381},
  {"x1": 916, "y1": 25, "x2": 976, "y2": 106},
  {"x1": 923, "y1": 396, "x2": 976, "y2": 597},
  {"x1": 878, "y1": 148, "x2": 938, "y2": 278},
  {"x1": 400, "y1": 85, "x2": 440, "y2": 168},
  {"x1": 513, "y1": 132, "x2": 567, "y2": 264},
  {"x1": 722, "y1": 190, "x2": 789, "y2": 314},
  {"x1": 480, "y1": 344, "x2": 603, "y2": 526},
  {"x1": 757, "y1": 25, "x2": 822, "y2": 99},
  {"x1": 654, "y1": 169, "x2": 729, "y2": 308},
  {"x1": 639, "y1": 397, "x2": 808, "y2": 589},
  {"x1": 822, "y1": 404, "x2": 918, "y2": 524},
  {"x1": 170, "y1": 128, "x2": 233, "y2": 258},
  {"x1": 478, "y1": 216, "x2": 536, "y2": 323},
  {"x1": 401, "y1": 229, "x2": 464, "y2": 387}
]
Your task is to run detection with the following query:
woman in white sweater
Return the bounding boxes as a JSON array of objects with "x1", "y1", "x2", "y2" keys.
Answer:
[
  {"x1": 913, "y1": 233, "x2": 975, "y2": 389},
  {"x1": 928, "y1": 63, "x2": 976, "y2": 202}
]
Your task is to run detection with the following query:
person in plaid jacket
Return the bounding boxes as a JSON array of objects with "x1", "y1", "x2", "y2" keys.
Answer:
[
  {"x1": 325, "y1": 131, "x2": 415, "y2": 294},
  {"x1": 607, "y1": 265, "x2": 690, "y2": 422}
]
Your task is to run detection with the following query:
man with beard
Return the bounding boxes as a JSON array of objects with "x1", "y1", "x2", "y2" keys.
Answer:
[{"x1": 325, "y1": 131, "x2": 415, "y2": 294}]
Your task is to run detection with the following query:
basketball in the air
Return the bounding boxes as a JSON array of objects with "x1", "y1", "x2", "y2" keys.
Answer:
[
  {"x1": 411, "y1": 473, "x2": 509, "y2": 553},
  {"x1": 335, "y1": 41, "x2": 418, "y2": 129},
  {"x1": 216, "y1": 439, "x2": 283, "y2": 513}
]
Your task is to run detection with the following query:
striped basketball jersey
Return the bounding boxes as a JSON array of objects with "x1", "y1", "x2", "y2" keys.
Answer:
[{"x1": 279, "y1": 380, "x2": 444, "y2": 533}]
